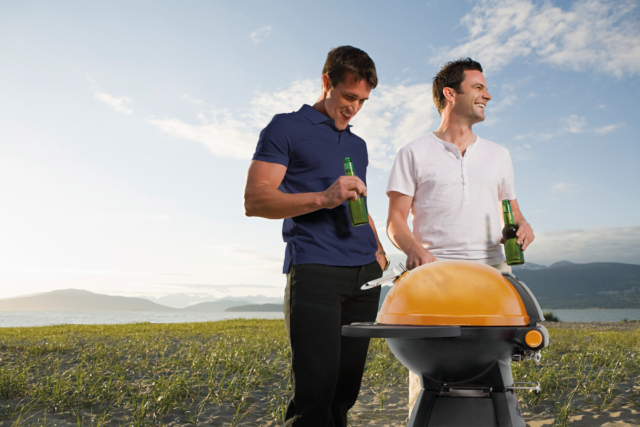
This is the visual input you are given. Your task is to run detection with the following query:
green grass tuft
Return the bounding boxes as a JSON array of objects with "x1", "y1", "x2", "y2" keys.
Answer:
[{"x1": 0, "y1": 320, "x2": 639, "y2": 425}]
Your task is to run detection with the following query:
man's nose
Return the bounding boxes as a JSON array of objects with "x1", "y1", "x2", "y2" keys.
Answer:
[{"x1": 484, "y1": 90, "x2": 492, "y2": 100}]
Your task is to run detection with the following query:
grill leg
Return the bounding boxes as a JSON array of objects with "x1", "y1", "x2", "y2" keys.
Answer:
[
  {"x1": 407, "y1": 389, "x2": 436, "y2": 427},
  {"x1": 492, "y1": 391, "x2": 526, "y2": 427}
]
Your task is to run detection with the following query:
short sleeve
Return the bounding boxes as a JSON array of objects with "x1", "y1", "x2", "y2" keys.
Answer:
[
  {"x1": 252, "y1": 115, "x2": 294, "y2": 167},
  {"x1": 499, "y1": 149, "x2": 517, "y2": 201},
  {"x1": 386, "y1": 145, "x2": 417, "y2": 197}
]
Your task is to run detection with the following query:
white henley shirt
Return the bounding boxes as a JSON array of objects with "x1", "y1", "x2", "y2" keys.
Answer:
[{"x1": 387, "y1": 133, "x2": 516, "y2": 264}]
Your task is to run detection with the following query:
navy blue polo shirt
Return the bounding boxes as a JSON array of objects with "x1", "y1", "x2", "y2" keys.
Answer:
[{"x1": 253, "y1": 104, "x2": 378, "y2": 273}]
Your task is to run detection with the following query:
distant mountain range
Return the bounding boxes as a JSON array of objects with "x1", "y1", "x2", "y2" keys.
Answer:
[
  {"x1": 0, "y1": 289, "x2": 174, "y2": 312},
  {"x1": 225, "y1": 303, "x2": 282, "y2": 312},
  {"x1": 0, "y1": 290, "x2": 280, "y2": 313},
  {"x1": 378, "y1": 261, "x2": 640, "y2": 310},
  {"x1": 2, "y1": 261, "x2": 639, "y2": 312},
  {"x1": 142, "y1": 293, "x2": 281, "y2": 309},
  {"x1": 513, "y1": 261, "x2": 640, "y2": 309}
]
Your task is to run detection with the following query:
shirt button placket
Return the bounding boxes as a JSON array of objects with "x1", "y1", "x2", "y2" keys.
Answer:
[{"x1": 462, "y1": 159, "x2": 470, "y2": 205}]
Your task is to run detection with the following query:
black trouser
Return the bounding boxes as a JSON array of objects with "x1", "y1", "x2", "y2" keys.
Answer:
[{"x1": 283, "y1": 261, "x2": 382, "y2": 427}]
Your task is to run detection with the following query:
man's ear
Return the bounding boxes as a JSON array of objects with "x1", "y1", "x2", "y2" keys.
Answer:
[
  {"x1": 322, "y1": 74, "x2": 332, "y2": 93},
  {"x1": 443, "y1": 87, "x2": 456, "y2": 102}
]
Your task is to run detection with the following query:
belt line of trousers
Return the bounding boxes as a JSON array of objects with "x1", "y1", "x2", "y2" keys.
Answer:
[{"x1": 283, "y1": 261, "x2": 382, "y2": 427}]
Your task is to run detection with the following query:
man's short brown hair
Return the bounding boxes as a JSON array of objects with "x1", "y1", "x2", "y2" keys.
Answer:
[
  {"x1": 323, "y1": 46, "x2": 378, "y2": 89},
  {"x1": 432, "y1": 58, "x2": 483, "y2": 114}
]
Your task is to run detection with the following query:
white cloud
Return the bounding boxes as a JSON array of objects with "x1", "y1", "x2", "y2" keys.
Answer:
[
  {"x1": 145, "y1": 114, "x2": 258, "y2": 159},
  {"x1": 508, "y1": 143, "x2": 534, "y2": 161},
  {"x1": 182, "y1": 93, "x2": 205, "y2": 104},
  {"x1": 552, "y1": 182, "x2": 568, "y2": 192},
  {"x1": 351, "y1": 83, "x2": 436, "y2": 169},
  {"x1": 551, "y1": 182, "x2": 578, "y2": 193},
  {"x1": 145, "y1": 79, "x2": 316, "y2": 159},
  {"x1": 563, "y1": 114, "x2": 587, "y2": 133},
  {"x1": 595, "y1": 123, "x2": 623, "y2": 134},
  {"x1": 491, "y1": 83, "x2": 517, "y2": 112},
  {"x1": 250, "y1": 25, "x2": 272, "y2": 43},
  {"x1": 524, "y1": 226, "x2": 640, "y2": 265},
  {"x1": 441, "y1": 0, "x2": 640, "y2": 77},
  {"x1": 514, "y1": 114, "x2": 623, "y2": 141},
  {"x1": 146, "y1": 80, "x2": 437, "y2": 168},
  {"x1": 561, "y1": 115, "x2": 624, "y2": 135},
  {"x1": 206, "y1": 243, "x2": 283, "y2": 264},
  {"x1": 95, "y1": 92, "x2": 133, "y2": 114}
]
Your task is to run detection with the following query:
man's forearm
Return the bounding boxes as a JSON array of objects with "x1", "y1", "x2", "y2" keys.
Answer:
[
  {"x1": 509, "y1": 199, "x2": 527, "y2": 225},
  {"x1": 368, "y1": 214, "x2": 383, "y2": 251},
  {"x1": 244, "y1": 183, "x2": 325, "y2": 219},
  {"x1": 369, "y1": 214, "x2": 389, "y2": 271},
  {"x1": 387, "y1": 213, "x2": 421, "y2": 254},
  {"x1": 512, "y1": 207, "x2": 526, "y2": 225}
]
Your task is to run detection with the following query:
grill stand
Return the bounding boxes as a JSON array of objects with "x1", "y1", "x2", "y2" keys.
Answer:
[
  {"x1": 342, "y1": 324, "x2": 546, "y2": 427},
  {"x1": 408, "y1": 388, "x2": 524, "y2": 427},
  {"x1": 396, "y1": 334, "x2": 526, "y2": 427},
  {"x1": 389, "y1": 334, "x2": 526, "y2": 427}
]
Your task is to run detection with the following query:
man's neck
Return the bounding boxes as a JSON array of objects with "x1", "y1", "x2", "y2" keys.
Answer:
[
  {"x1": 313, "y1": 96, "x2": 328, "y2": 117},
  {"x1": 433, "y1": 115, "x2": 477, "y2": 156}
]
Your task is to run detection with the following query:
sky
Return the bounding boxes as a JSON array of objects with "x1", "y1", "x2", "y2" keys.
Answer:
[{"x1": 1, "y1": 0, "x2": 639, "y2": 300}]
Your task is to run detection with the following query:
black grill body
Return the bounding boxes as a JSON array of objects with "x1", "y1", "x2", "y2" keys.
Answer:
[{"x1": 342, "y1": 269, "x2": 550, "y2": 427}]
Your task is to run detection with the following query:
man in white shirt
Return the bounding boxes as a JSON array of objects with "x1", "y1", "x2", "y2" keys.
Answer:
[{"x1": 385, "y1": 58, "x2": 535, "y2": 413}]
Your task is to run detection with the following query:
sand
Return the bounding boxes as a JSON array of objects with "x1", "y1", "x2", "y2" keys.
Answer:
[
  {"x1": 6, "y1": 381, "x2": 639, "y2": 426},
  {"x1": 3, "y1": 321, "x2": 640, "y2": 426}
]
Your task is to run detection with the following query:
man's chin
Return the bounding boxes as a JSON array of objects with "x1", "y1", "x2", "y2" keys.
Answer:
[{"x1": 335, "y1": 118, "x2": 350, "y2": 130}]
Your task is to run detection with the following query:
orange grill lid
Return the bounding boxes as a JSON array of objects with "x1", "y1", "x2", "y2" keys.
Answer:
[{"x1": 377, "y1": 260, "x2": 529, "y2": 326}]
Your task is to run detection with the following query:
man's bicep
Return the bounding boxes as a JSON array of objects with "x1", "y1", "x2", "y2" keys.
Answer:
[
  {"x1": 246, "y1": 160, "x2": 287, "y2": 190},
  {"x1": 387, "y1": 191, "x2": 413, "y2": 221}
]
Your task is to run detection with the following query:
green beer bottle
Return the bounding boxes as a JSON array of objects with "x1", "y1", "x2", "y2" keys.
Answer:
[
  {"x1": 502, "y1": 199, "x2": 525, "y2": 265},
  {"x1": 343, "y1": 157, "x2": 369, "y2": 227}
]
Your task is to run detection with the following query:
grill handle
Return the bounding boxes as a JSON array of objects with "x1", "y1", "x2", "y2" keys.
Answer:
[
  {"x1": 507, "y1": 381, "x2": 541, "y2": 394},
  {"x1": 362, "y1": 263, "x2": 408, "y2": 290},
  {"x1": 342, "y1": 323, "x2": 460, "y2": 338}
]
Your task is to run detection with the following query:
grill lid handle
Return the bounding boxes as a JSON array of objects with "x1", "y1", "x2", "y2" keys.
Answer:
[
  {"x1": 502, "y1": 272, "x2": 545, "y2": 324},
  {"x1": 361, "y1": 263, "x2": 408, "y2": 290}
]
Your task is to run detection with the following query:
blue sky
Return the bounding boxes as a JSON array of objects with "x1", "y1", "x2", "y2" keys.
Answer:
[{"x1": 1, "y1": 0, "x2": 639, "y2": 300}]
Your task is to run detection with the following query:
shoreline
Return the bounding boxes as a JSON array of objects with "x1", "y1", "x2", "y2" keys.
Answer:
[{"x1": 543, "y1": 321, "x2": 640, "y2": 331}]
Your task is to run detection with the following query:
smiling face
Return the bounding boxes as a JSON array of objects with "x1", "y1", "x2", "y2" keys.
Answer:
[
  {"x1": 450, "y1": 70, "x2": 492, "y2": 124},
  {"x1": 322, "y1": 72, "x2": 372, "y2": 130}
]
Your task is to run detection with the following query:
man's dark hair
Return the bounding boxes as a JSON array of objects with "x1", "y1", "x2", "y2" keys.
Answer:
[
  {"x1": 322, "y1": 46, "x2": 378, "y2": 89},
  {"x1": 432, "y1": 58, "x2": 483, "y2": 115}
]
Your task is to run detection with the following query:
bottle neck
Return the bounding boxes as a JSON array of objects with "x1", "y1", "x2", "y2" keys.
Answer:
[
  {"x1": 344, "y1": 160, "x2": 355, "y2": 176},
  {"x1": 502, "y1": 201, "x2": 515, "y2": 225}
]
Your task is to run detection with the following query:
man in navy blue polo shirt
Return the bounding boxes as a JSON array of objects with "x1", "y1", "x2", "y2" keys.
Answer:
[{"x1": 244, "y1": 46, "x2": 389, "y2": 426}]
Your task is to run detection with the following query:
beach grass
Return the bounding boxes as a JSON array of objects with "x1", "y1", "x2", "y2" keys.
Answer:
[
  {"x1": 0, "y1": 320, "x2": 639, "y2": 426},
  {"x1": 512, "y1": 325, "x2": 640, "y2": 425}
]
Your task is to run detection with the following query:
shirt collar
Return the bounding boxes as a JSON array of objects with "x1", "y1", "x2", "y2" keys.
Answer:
[
  {"x1": 431, "y1": 133, "x2": 479, "y2": 158},
  {"x1": 298, "y1": 104, "x2": 353, "y2": 133}
]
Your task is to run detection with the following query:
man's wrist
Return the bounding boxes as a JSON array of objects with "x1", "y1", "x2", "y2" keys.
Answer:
[
  {"x1": 377, "y1": 249, "x2": 390, "y2": 271},
  {"x1": 316, "y1": 191, "x2": 328, "y2": 209},
  {"x1": 407, "y1": 243, "x2": 427, "y2": 257}
]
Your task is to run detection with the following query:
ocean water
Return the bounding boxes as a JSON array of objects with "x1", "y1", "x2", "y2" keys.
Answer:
[
  {"x1": 2, "y1": 309, "x2": 640, "y2": 328},
  {"x1": 0, "y1": 311, "x2": 285, "y2": 328},
  {"x1": 543, "y1": 309, "x2": 640, "y2": 323}
]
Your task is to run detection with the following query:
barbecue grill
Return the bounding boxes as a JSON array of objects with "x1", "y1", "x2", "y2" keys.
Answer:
[{"x1": 343, "y1": 260, "x2": 549, "y2": 427}]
